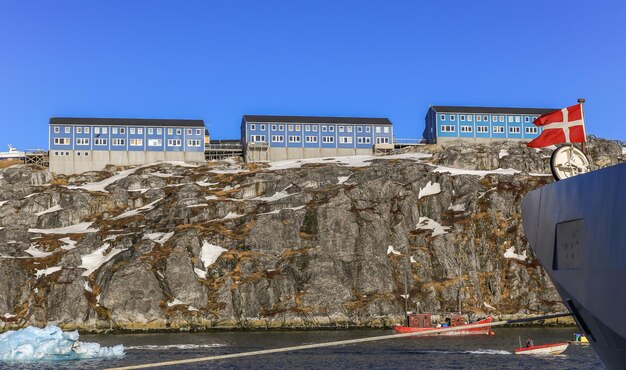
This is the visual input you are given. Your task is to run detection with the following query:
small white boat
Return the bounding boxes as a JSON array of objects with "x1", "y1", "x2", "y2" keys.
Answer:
[
  {"x1": 0, "y1": 145, "x2": 25, "y2": 160},
  {"x1": 515, "y1": 342, "x2": 569, "y2": 355}
]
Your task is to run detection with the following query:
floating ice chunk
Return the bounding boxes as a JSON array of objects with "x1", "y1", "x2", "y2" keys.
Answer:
[
  {"x1": 416, "y1": 217, "x2": 450, "y2": 237},
  {"x1": 504, "y1": 246, "x2": 527, "y2": 261},
  {"x1": 387, "y1": 246, "x2": 401, "y2": 255},
  {"x1": 0, "y1": 325, "x2": 124, "y2": 361},
  {"x1": 418, "y1": 181, "x2": 441, "y2": 199}
]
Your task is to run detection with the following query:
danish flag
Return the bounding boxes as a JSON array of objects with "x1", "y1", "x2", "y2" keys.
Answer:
[{"x1": 527, "y1": 104, "x2": 587, "y2": 148}]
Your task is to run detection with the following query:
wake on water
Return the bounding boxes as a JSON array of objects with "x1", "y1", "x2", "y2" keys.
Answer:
[{"x1": 0, "y1": 325, "x2": 124, "y2": 361}]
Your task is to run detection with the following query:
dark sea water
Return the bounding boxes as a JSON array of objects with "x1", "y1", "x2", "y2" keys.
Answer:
[{"x1": 2, "y1": 328, "x2": 605, "y2": 370}]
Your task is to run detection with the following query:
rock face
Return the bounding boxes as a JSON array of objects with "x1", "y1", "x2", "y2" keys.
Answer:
[{"x1": 0, "y1": 138, "x2": 623, "y2": 331}]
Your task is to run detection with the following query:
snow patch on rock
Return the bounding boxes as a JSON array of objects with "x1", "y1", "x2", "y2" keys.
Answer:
[
  {"x1": 387, "y1": 246, "x2": 401, "y2": 255},
  {"x1": 418, "y1": 181, "x2": 441, "y2": 199},
  {"x1": 504, "y1": 246, "x2": 527, "y2": 261},
  {"x1": 29, "y1": 222, "x2": 97, "y2": 235},
  {"x1": 79, "y1": 243, "x2": 127, "y2": 277},
  {"x1": 416, "y1": 217, "x2": 450, "y2": 236}
]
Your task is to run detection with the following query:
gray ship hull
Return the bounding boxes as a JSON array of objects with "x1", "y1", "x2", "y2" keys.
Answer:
[{"x1": 522, "y1": 162, "x2": 626, "y2": 370}]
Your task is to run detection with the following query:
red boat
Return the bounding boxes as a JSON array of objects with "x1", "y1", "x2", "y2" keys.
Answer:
[{"x1": 393, "y1": 313, "x2": 494, "y2": 336}]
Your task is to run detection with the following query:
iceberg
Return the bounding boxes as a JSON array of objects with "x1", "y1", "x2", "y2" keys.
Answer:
[{"x1": 0, "y1": 325, "x2": 124, "y2": 361}]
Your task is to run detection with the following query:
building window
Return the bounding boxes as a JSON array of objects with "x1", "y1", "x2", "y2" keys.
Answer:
[
  {"x1": 305, "y1": 136, "x2": 318, "y2": 143},
  {"x1": 515, "y1": 116, "x2": 521, "y2": 123},
  {"x1": 157, "y1": 128, "x2": 163, "y2": 135},
  {"x1": 250, "y1": 135, "x2": 266, "y2": 143},
  {"x1": 312, "y1": 125, "x2": 318, "y2": 132},
  {"x1": 366, "y1": 126, "x2": 371, "y2": 133},
  {"x1": 460, "y1": 126, "x2": 472, "y2": 133},
  {"x1": 440, "y1": 114, "x2": 445, "y2": 121},
  {"x1": 167, "y1": 128, "x2": 173, "y2": 135},
  {"x1": 450, "y1": 115, "x2": 456, "y2": 121},
  {"x1": 477, "y1": 115, "x2": 482, "y2": 122},
  {"x1": 76, "y1": 138, "x2": 89, "y2": 145},
  {"x1": 84, "y1": 152, "x2": 89, "y2": 156},
  {"x1": 196, "y1": 129, "x2": 202, "y2": 135},
  {"x1": 176, "y1": 129, "x2": 181, "y2": 135},
  {"x1": 167, "y1": 139, "x2": 182, "y2": 146},
  {"x1": 357, "y1": 126, "x2": 363, "y2": 132},
  {"x1": 525, "y1": 127, "x2": 538, "y2": 134},
  {"x1": 467, "y1": 115, "x2": 473, "y2": 122},
  {"x1": 357, "y1": 137, "x2": 372, "y2": 144},
  {"x1": 250, "y1": 124, "x2": 256, "y2": 130},
  {"x1": 509, "y1": 126, "x2": 521, "y2": 134},
  {"x1": 493, "y1": 126, "x2": 504, "y2": 133},
  {"x1": 148, "y1": 128, "x2": 153, "y2": 135},
  {"x1": 375, "y1": 127, "x2": 381, "y2": 133},
  {"x1": 102, "y1": 127, "x2": 108, "y2": 134},
  {"x1": 338, "y1": 126, "x2": 344, "y2": 132},
  {"x1": 272, "y1": 124, "x2": 277, "y2": 131},
  {"x1": 460, "y1": 115, "x2": 465, "y2": 121},
  {"x1": 499, "y1": 116, "x2": 504, "y2": 122},
  {"x1": 187, "y1": 128, "x2": 192, "y2": 135},
  {"x1": 272, "y1": 135, "x2": 284, "y2": 142},
  {"x1": 322, "y1": 126, "x2": 327, "y2": 132},
  {"x1": 54, "y1": 138, "x2": 70, "y2": 145},
  {"x1": 329, "y1": 126, "x2": 335, "y2": 132},
  {"x1": 492, "y1": 115, "x2": 497, "y2": 122},
  {"x1": 65, "y1": 127, "x2": 71, "y2": 133},
  {"x1": 94, "y1": 127, "x2": 100, "y2": 134},
  {"x1": 120, "y1": 128, "x2": 126, "y2": 134},
  {"x1": 288, "y1": 124, "x2": 293, "y2": 131},
  {"x1": 85, "y1": 127, "x2": 90, "y2": 134},
  {"x1": 130, "y1": 139, "x2": 143, "y2": 146},
  {"x1": 508, "y1": 116, "x2": 514, "y2": 123},
  {"x1": 477, "y1": 126, "x2": 488, "y2": 133},
  {"x1": 187, "y1": 139, "x2": 201, "y2": 147},
  {"x1": 94, "y1": 138, "x2": 108, "y2": 145},
  {"x1": 278, "y1": 125, "x2": 284, "y2": 131},
  {"x1": 76, "y1": 127, "x2": 82, "y2": 134},
  {"x1": 441, "y1": 125, "x2": 455, "y2": 132},
  {"x1": 112, "y1": 138, "x2": 125, "y2": 146},
  {"x1": 376, "y1": 137, "x2": 390, "y2": 144},
  {"x1": 54, "y1": 126, "x2": 60, "y2": 133},
  {"x1": 525, "y1": 117, "x2": 530, "y2": 122},
  {"x1": 130, "y1": 128, "x2": 136, "y2": 134},
  {"x1": 345, "y1": 126, "x2": 351, "y2": 133},
  {"x1": 295, "y1": 125, "x2": 300, "y2": 132},
  {"x1": 339, "y1": 136, "x2": 353, "y2": 144},
  {"x1": 322, "y1": 136, "x2": 335, "y2": 143},
  {"x1": 288, "y1": 136, "x2": 301, "y2": 143},
  {"x1": 112, "y1": 128, "x2": 118, "y2": 134},
  {"x1": 483, "y1": 115, "x2": 488, "y2": 121},
  {"x1": 383, "y1": 127, "x2": 389, "y2": 133},
  {"x1": 259, "y1": 124, "x2": 265, "y2": 131},
  {"x1": 305, "y1": 125, "x2": 310, "y2": 132},
  {"x1": 148, "y1": 139, "x2": 162, "y2": 146}
]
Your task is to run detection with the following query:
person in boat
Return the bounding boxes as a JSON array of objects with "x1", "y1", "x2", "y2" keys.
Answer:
[{"x1": 526, "y1": 338, "x2": 534, "y2": 347}]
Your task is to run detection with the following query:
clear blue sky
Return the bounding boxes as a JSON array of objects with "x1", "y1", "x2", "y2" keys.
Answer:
[{"x1": 1, "y1": 0, "x2": 625, "y2": 149}]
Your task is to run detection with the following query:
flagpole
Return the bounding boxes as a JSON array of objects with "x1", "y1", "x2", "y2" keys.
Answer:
[{"x1": 578, "y1": 98, "x2": 587, "y2": 155}]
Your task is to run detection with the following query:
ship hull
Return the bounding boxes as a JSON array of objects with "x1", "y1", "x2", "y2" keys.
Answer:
[
  {"x1": 393, "y1": 316, "x2": 493, "y2": 335},
  {"x1": 522, "y1": 162, "x2": 626, "y2": 370}
]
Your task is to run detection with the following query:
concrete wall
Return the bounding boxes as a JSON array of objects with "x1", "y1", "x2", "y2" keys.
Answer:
[
  {"x1": 245, "y1": 145, "x2": 374, "y2": 162},
  {"x1": 49, "y1": 150, "x2": 205, "y2": 175}
]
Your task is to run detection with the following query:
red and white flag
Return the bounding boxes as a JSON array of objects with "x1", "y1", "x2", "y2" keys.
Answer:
[{"x1": 527, "y1": 104, "x2": 586, "y2": 148}]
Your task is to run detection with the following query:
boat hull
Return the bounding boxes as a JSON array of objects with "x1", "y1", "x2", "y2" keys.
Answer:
[
  {"x1": 522, "y1": 162, "x2": 626, "y2": 370},
  {"x1": 515, "y1": 342, "x2": 569, "y2": 355},
  {"x1": 393, "y1": 316, "x2": 493, "y2": 335}
]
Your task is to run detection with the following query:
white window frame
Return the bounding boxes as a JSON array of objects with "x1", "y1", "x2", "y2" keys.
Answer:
[
  {"x1": 476, "y1": 115, "x2": 482, "y2": 122},
  {"x1": 477, "y1": 126, "x2": 488, "y2": 133},
  {"x1": 460, "y1": 115, "x2": 466, "y2": 122},
  {"x1": 250, "y1": 124, "x2": 256, "y2": 130},
  {"x1": 272, "y1": 135, "x2": 284, "y2": 142},
  {"x1": 338, "y1": 126, "x2": 344, "y2": 132},
  {"x1": 260, "y1": 124, "x2": 266, "y2": 131},
  {"x1": 509, "y1": 126, "x2": 521, "y2": 134},
  {"x1": 460, "y1": 126, "x2": 472, "y2": 133},
  {"x1": 467, "y1": 115, "x2": 473, "y2": 122},
  {"x1": 130, "y1": 128, "x2": 136, "y2": 134},
  {"x1": 450, "y1": 115, "x2": 456, "y2": 121},
  {"x1": 383, "y1": 127, "x2": 389, "y2": 133},
  {"x1": 76, "y1": 127, "x2": 82, "y2": 134},
  {"x1": 493, "y1": 126, "x2": 504, "y2": 133},
  {"x1": 515, "y1": 116, "x2": 521, "y2": 123},
  {"x1": 54, "y1": 126, "x2": 60, "y2": 133},
  {"x1": 148, "y1": 139, "x2": 162, "y2": 146},
  {"x1": 329, "y1": 126, "x2": 335, "y2": 132},
  {"x1": 65, "y1": 127, "x2": 71, "y2": 133},
  {"x1": 440, "y1": 114, "x2": 445, "y2": 121},
  {"x1": 375, "y1": 127, "x2": 381, "y2": 133}
]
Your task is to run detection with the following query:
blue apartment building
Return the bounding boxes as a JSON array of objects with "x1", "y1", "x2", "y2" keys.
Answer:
[
  {"x1": 424, "y1": 106, "x2": 557, "y2": 144},
  {"x1": 49, "y1": 117, "x2": 206, "y2": 175},
  {"x1": 241, "y1": 115, "x2": 394, "y2": 161}
]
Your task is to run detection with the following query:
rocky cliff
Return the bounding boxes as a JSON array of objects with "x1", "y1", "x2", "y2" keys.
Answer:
[{"x1": 0, "y1": 138, "x2": 623, "y2": 332}]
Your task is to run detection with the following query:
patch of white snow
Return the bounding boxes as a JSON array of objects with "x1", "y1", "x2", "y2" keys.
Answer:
[
  {"x1": 28, "y1": 222, "x2": 97, "y2": 235},
  {"x1": 199, "y1": 241, "x2": 228, "y2": 268},
  {"x1": 498, "y1": 149, "x2": 509, "y2": 159},
  {"x1": 143, "y1": 232, "x2": 174, "y2": 244},
  {"x1": 448, "y1": 203, "x2": 466, "y2": 212},
  {"x1": 504, "y1": 246, "x2": 527, "y2": 261},
  {"x1": 416, "y1": 217, "x2": 450, "y2": 237},
  {"x1": 418, "y1": 181, "x2": 441, "y2": 199},
  {"x1": 78, "y1": 243, "x2": 126, "y2": 277},
  {"x1": 35, "y1": 266, "x2": 62, "y2": 278},
  {"x1": 387, "y1": 246, "x2": 401, "y2": 255}
]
